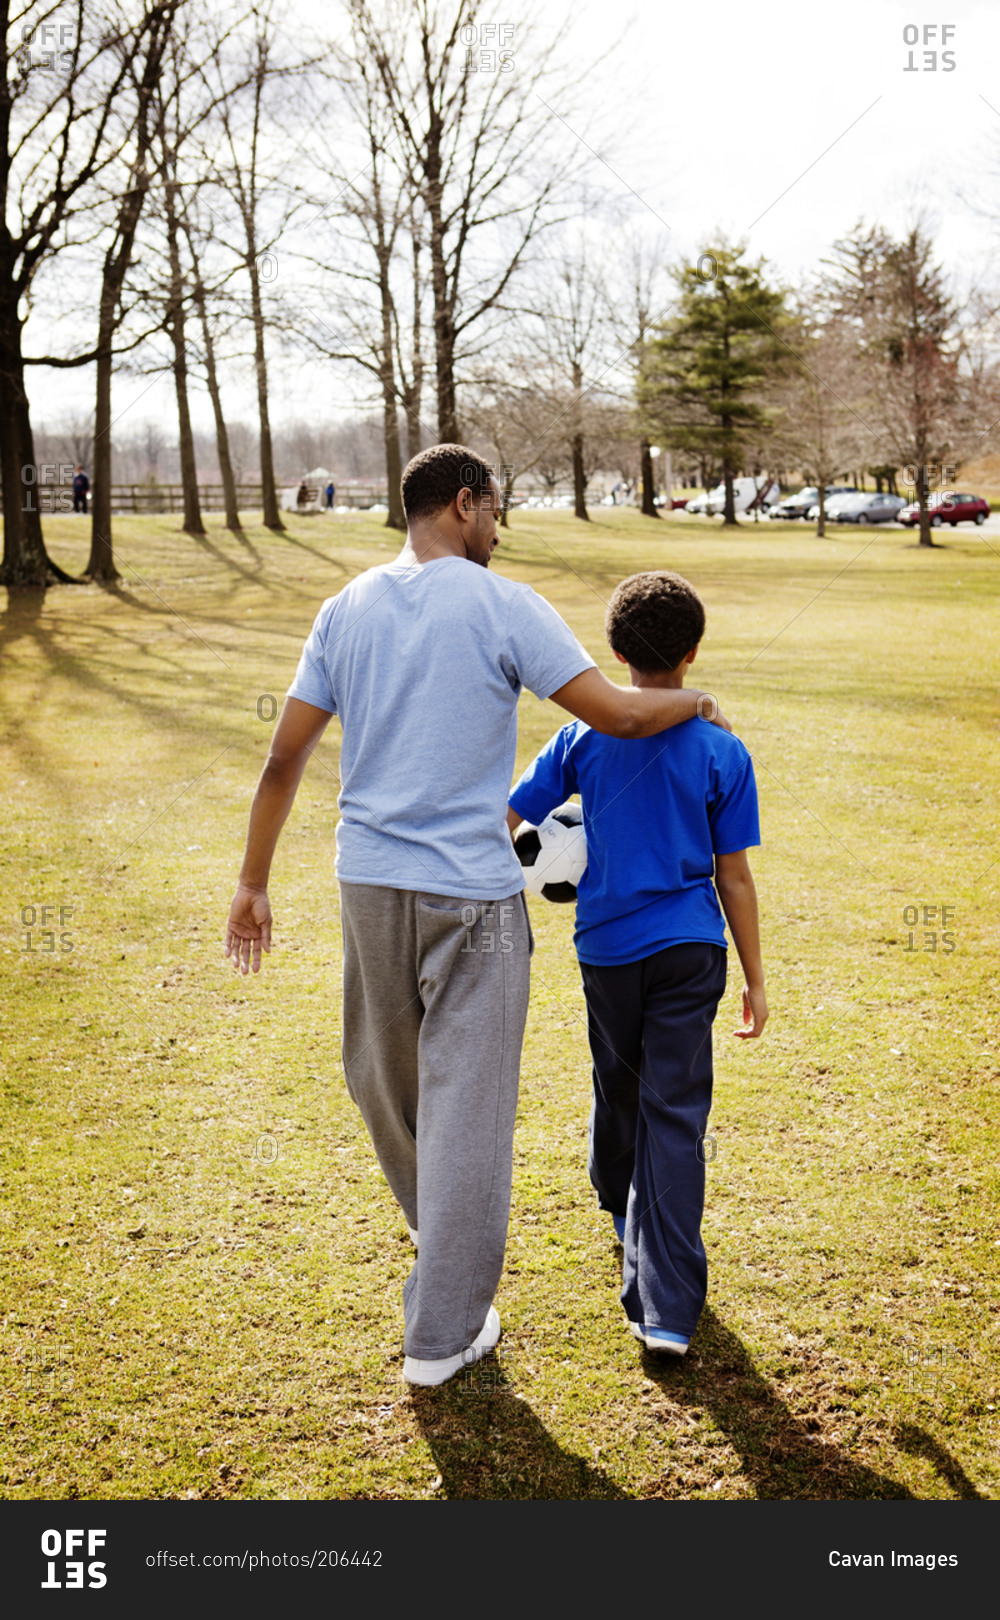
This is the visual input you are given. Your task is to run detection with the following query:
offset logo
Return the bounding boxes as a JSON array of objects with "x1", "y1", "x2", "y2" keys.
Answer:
[{"x1": 40, "y1": 1529, "x2": 107, "y2": 1589}]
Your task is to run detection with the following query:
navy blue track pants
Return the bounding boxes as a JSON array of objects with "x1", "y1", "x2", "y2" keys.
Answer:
[{"x1": 580, "y1": 942, "x2": 727, "y2": 1336}]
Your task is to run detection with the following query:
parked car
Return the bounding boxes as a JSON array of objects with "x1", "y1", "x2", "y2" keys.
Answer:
[
  {"x1": 769, "y1": 486, "x2": 819, "y2": 519},
  {"x1": 699, "y1": 476, "x2": 781, "y2": 516},
  {"x1": 769, "y1": 484, "x2": 857, "y2": 520},
  {"x1": 898, "y1": 492, "x2": 989, "y2": 527},
  {"x1": 834, "y1": 493, "x2": 907, "y2": 524},
  {"x1": 806, "y1": 491, "x2": 864, "y2": 521}
]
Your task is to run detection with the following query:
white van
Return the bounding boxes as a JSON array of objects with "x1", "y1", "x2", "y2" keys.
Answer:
[{"x1": 702, "y1": 476, "x2": 780, "y2": 516}]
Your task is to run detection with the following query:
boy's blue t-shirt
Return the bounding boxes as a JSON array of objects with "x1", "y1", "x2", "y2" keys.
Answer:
[{"x1": 508, "y1": 717, "x2": 760, "y2": 966}]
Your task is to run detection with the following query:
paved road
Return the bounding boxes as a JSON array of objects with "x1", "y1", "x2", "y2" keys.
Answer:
[{"x1": 714, "y1": 512, "x2": 1000, "y2": 541}]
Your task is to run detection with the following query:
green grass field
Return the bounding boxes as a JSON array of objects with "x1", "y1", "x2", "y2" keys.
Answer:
[{"x1": 2, "y1": 506, "x2": 998, "y2": 1500}]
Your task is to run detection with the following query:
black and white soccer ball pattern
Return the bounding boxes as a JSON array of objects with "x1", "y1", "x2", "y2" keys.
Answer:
[{"x1": 514, "y1": 803, "x2": 587, "y2": 903}]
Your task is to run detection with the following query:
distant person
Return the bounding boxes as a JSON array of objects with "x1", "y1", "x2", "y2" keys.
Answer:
[
  {"x1": 325, "y1": 481, "x2": 335, "y2": 510},
  {"x1": 297, "y1": 479, "x2": 310, "y2": 510},
  {"x1": 72, "y1": 466, "x2": 89, "y2": 515}
]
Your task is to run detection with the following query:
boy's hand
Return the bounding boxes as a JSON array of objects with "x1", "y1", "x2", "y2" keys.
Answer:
[{"x1": 734, "y1": 982, "x2": 768, "y2": 1038}]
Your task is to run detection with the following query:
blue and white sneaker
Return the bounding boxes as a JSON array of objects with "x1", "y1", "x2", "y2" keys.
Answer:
[
  {"x1": 612, "y1": 1215, "x2": 626, "y2": 1244},
  {"x1": 630, "y1": 1322, "x2": 689, "y2": 1355}
]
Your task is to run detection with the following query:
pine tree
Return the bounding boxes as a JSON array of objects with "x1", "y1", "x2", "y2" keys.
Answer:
[{"x1": 640, "y1": 242, "x2": 795, "y2": 526}]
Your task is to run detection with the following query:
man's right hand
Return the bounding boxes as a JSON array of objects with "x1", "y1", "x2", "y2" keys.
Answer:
[
  {"x1": 696, "y1": 694, "x2": 732, "y2": 733},
  {"x1": 225, "y1": 884, "x2": 273, "y2": 975},
  {"x1": 550, "y1": 668, "x2": 733, "y2": 739}
]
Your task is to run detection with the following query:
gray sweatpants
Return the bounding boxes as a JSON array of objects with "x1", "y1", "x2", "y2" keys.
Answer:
[{"x1": 339, "y1": 882, "x2": 532, "y2": 1360}]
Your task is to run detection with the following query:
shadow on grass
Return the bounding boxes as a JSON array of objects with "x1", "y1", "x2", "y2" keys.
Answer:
[
  {"x1": 639, "y1": 1307, "x2": 980, "y2": 1499},
  {"x1": 190, "y1": 531, "x2": 264, "y2": 581},
  {"x1": 408, "y1": 1368, "x2": 627, "y2": 1500},
  {"x1": 273, "y1": 525, "x2": 356, "y2": 569},
  {"x1": 892, "y1": 1423, "x2": 984, "y2": 1500},
  {"x1": 0, "y1": 584, "x2": 45, "y2": 651}
]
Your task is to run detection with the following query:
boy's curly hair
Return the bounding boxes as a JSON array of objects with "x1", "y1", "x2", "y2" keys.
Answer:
[
  {"x1": 401, "y1": 444, "x2": 495, "y2": 522},
  {"x1": 605, "y1": 571, "x2": 706, "y2": 673}
]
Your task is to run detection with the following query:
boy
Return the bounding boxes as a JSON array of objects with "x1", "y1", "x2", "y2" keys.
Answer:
[{"x1": 507, "y1": 571, "x2": 767, "y2": 1356}]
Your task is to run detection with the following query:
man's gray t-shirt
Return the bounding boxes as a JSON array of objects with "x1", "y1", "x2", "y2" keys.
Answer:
[{"x1": 287, "y1": 557, "x2": 595, "y2": 899}]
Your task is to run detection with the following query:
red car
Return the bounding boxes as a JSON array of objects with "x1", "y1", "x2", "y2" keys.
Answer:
[{"x1": 898, "y1": 492, "x2": 989, "y2": 527}]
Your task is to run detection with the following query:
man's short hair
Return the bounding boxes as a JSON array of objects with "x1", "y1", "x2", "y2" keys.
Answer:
[
  {"x1": 401, "y1": 444, "x2": 494, "y2": 523},
  {"x1": 605, "y1": 570, "x2": 706, "y2": 673}
]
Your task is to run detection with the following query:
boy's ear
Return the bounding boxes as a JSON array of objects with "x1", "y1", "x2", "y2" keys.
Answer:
[
  {"x1": 613, "y1": 649, "x2": 628, "y2": 665},
  {"x1": 685, "y1": 643, "x2": 700, "y2": 667}
]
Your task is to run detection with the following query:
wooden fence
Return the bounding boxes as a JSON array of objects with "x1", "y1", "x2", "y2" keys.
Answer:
[{"x1": 11, "y1": 483, "x2": 388, "y2": 515}]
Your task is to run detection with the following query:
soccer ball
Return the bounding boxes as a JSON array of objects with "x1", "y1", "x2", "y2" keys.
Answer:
[{"x1": 514, "y1": 803, "x2": 587, "y2": 903}]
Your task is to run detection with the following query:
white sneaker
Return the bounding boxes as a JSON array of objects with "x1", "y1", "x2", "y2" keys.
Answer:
[
  {"x1": 407, "y1": 1225, "x2": 419, "y2": 1247},
  {"x1": 403, "y1": 1307, "x2": 501, "y2": 1386}
]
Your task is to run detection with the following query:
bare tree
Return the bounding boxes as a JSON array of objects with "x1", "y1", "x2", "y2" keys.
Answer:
[
  {"x1": 0, "y1": 1, "x2": 167, "y2": 585},
  {"x1": 347, "y1": 0, "x2": 580, "y2": 443},
  {"x1": 604, "y1": 231, "x2": 672, "y2": 518},
  {"x1": 770, "y1": 305, "x2": 871, "y2": 537},
  {"x1": 527, "y1": 241, "x2": 611, "y2": 521},
  {"x1": 303, "y1": 32, "x2": 421, "y2": 531},
  {"x1": 823, "y1": 222, "x2": 975, "y2": 548},
  {"x1": 57, "y1": 411, "x2": 95, "y2": 472},
  {"x1": 180, "y1": 204, "x2": 243, "y2": 532},
  {"x1": 86, "y1": 1, "x2": 180, "y2": 579},
  {"x1": 206, "y1": 1, "x2": 307, "y2": 532},
  {"x1": 465, "y1": 372, "x2": 569, "y2": 524}
]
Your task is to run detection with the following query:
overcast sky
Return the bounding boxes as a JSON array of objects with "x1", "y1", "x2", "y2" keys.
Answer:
[{"x1": 27, "y1": 0, "x2": 1000, "y2": 439}]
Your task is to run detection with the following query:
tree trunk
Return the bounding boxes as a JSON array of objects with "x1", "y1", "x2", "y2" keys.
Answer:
[
  {"x1": 639, "y1": 438, "x2": 658, "y2": 518},
  {"x1": 404, "y1": 388, "x2": 422, "y2": 465},
  {"x1": 0, "y1": 295, "x2": 74, "y2": 586},
  {"x1": 722, "y1": 463, "x2": 737, "y2": 526},
  {"x1": 87, "y1": 291, "x2": 119, "y2": 579},
  {"x1": 248, "y1": 254, "x2": 283, "y2": 530},
  {"x1": 85, "y1": 5, "x2": 167, "y2": 579},
  {"x1": 164, "y1": 190, "x2": 205, "y2": 537},
  {"x1": 381, "y1": 378, "x2": 405, "y2": 531},
  {"x1": 424, "y1": 121, "x2": 459, "y2": 443},
  {"x1": 916, "y1": 465, "x2": 933, "y2": 547},
  {"x1": 188, "y1": 257, "x2": 241, "y2": 533},
  {"x1": 501, "y1": 465, "x2": 515, "y2": 529},
  {"x1": 202, "y1": 312, "x2": 241, "y2": 533},
  {"x1": 431, "y1": 286, "x2": 457, "y2": 440},
  {"x1": 572, "y1": 434, "x2": 588, "y2": 521},
  {"x1": 404, "y1": 223, "x2": 424, "y2": 462},
  {"x1": 375, "y1": 248, "x2": 405, "y2": 531},
  {"x1": 816, "y1": 489, "x2": 826, "y2": 539}
]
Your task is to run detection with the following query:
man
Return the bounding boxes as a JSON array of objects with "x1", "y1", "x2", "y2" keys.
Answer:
[
  {"x1": 225, "y1": 444, "x2": 728, "y2": 1386},
  {"x1": 72, "y1": 466, "x2": 89, "y2": 515}
]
